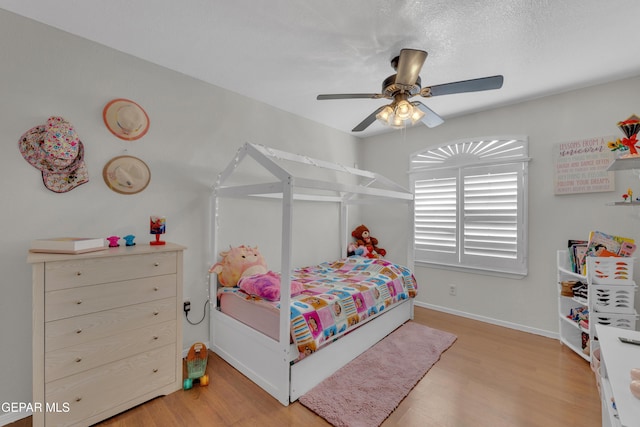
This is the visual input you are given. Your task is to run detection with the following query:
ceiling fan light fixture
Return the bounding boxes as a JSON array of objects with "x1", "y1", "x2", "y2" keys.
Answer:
[
  {"x1": 376, "y1": 100, "x2": 424, "y2": 129},
  {"x1": 394, "y1": 99, "x2": 412, "y2": 120},
  {"x1": 390, "y1": 115, "x2": 405, "y2": 129},
  {"x1": 410, "y1": 105, "x2": 425, "y2": 124},
  {"x1": 375, "y1": 104, "x2": 405, "y2": 129},
  {"x1": 376, "y1": 105, "x2": 394, "y2": 123}
]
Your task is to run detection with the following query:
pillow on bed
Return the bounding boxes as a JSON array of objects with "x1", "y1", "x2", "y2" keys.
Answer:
[{"x1": 238, "y1": 271, "x2": 304, "y2": 301}]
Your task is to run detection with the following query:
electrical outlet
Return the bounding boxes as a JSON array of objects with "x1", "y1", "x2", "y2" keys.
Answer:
[
  {"x1": 449, "y1": 285, "x2": 457, "y2": 296},
  {"x1": 183, "y1": 301, "x2": 191, "y2": 314}
]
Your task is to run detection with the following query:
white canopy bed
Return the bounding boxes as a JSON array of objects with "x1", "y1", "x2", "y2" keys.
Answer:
[{"x1": 209, "y1": 143, "x2": 416, "y2": 405}]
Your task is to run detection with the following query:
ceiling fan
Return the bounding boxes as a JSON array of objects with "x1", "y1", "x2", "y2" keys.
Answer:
[{"x1": 316, "y1": 48, "x2": 504, "y2": 132}]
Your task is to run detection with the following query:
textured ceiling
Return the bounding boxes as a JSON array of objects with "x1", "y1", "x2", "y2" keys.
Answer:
[{"x1": 1, "y1": 0, "x2": 639, "y2": 137}]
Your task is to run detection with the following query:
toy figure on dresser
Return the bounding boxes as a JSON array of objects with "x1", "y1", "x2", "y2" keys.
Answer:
[
  {"x1": 123, "y1": 234, "x2": 136, "y2": 246},
  {"x1": 106, "y1": 236, "x2": 120, "y2": 247},
  {"x1": 349, "y1": 224, "x2": 386, "y2": 258},
  {"x1": 150, "y1": 215, "x2": 166, "y2": 245}
]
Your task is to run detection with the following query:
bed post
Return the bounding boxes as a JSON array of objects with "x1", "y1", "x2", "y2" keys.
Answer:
[
  {"x1": 340, "y1": 198, "x2": 349, "y2": 258},
  {"x1": 278, "y1": 175, "x2": 294, "y2": 404}
]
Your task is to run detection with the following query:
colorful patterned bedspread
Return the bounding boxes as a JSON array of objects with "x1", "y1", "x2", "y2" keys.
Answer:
[{"x1": 217, "y1": 256, "x2": 417, "y2": 361}]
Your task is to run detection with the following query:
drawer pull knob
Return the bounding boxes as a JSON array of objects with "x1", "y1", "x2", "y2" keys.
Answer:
[
  {"x1": 76, "y1": 271, "x2": 82, "y2": 276},
  {"x1": 153, "y1": 311, "x2": 159, "y2": 316},
  {"x1": 154, "y1": 287, "x2": 159, "y2": 291},
  {"x1": 75, "y1": 397, "x2": 82, "y2": 402},
  {"x1": 75, "y1": 357, "x2": 82, "y2": 363},
  {"x1": 153, "y1": 368, "x2": 159, "y2": 373},
  {"x1": 153, "y1": 336, "x2": 159, "y2": 340},
  {"x1": 154, "y1": 262, "x2": 160, "y2": 267},
  {"x1": 76, "y1": 329, "x2": 82, "y2": 334},
  {"x1": 76, "y1": 300, "x2": 82, "y2": 305}
]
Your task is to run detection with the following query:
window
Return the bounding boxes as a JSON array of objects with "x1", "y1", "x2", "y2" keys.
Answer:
[{"x1": 409, "y1": 136, "x2": 529, "y2": 278}]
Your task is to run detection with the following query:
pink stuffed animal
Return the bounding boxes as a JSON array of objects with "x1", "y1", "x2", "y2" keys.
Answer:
[
  {"x1": 209, "y1": 245, "x2": 304, "y2": 301},
  {"x1": 209, "y1": 245, "x2": 268, "y2": 287}
]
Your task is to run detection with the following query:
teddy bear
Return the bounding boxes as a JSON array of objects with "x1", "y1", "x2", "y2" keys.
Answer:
[{"x1": 350, "y1": 224, "x2": 386, "y2": 258}]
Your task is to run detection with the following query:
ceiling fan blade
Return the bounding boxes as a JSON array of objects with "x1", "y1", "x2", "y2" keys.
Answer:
[
  {"x1": 395, "y1": 49, "x2": 427, "y2": 87},
  {"x1": 426, "y1": 75, "x2": 504, "y2": 97},
  {"x1": 414, "y1": 101, "x2": 444, "y2": 128},
  {"x1": 317, "y1": 93, "x2": 382, "y2": 100},
  {"x1": 352, "y1": 106, "x2": 386, "y2": 132}
]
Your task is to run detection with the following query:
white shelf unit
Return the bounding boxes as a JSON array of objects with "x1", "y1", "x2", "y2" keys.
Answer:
[
  {"x1": 607, "y1": 156, "x2": 640, "y2": 171},
  {"x1": 606, "y1": 156, "x2": 640, "y2": 205},
  {"x1": 557, "y1": 250, "x2": 638, "y2": 362}
]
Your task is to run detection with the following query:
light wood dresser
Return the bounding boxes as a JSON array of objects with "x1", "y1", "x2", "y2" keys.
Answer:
[{"x1": 28, "y1": 242, "x2": 186, "y2": 427}]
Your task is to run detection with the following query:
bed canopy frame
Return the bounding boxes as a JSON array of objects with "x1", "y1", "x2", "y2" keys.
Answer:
[{"x1": 209, "y1": 142, "x2": 415, "y2": 405}]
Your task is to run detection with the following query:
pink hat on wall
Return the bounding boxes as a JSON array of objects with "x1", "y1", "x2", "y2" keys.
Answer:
[
  {"x1": 18, "y1": 116, "x2": 89, "y2": 193},
  {"x1": 103, "y1": 98, "x2": 150, "y2": 141}
]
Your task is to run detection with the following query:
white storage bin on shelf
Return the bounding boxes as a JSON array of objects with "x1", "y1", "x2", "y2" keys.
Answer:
[
  {"x1": 587, "y1": 256, "x2": 637, "y2": 315},
  {"x1": 591, "y1": 283, "x2": 637, "y2": 314},
  {"x1": 591, "y1": 312, "x2": 638, "y2": 331},
  {"x1": 588, "y1": 257, "x2": 634, "y2": 284}
]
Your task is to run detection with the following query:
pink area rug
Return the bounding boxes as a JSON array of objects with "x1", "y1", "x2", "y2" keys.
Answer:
[{"x1": 299, "y1": 321, "x2": 456, "y2": 427}]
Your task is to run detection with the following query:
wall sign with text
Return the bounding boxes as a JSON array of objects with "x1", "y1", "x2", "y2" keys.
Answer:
[{"x1": 553, "y1": 136, "x2": 616, "y2": 195}]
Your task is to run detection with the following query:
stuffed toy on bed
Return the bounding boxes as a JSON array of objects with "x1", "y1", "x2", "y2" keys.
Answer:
[
  {"x1": 209, "y1": 245, "x2": 304, "y2": 301},
  {"x1": 350, "y1": 224, "x2": 386, "y2": 258}
]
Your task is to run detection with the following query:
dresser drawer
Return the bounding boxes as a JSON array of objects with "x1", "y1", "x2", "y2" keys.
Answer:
[
  {"x1": 45, "y1": 345, "x2": 176, "y2": 427},
  {"x1": 44, "y1": 251, "x2": 178, "y2": 291},
  {"x1": 46, "y1": 298, "x2": 176, "y2": 352},
  {"x1": 45, "y1": 320, "x2": 176, "y2": 382},
  {"x1": 45, "y1": 275, "x2": 176, "y2": 322}
]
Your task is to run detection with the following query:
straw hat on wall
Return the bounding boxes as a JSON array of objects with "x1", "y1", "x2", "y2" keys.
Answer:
[{"x1": 103, "y1": 98, "x2": 150, "y2": 141}]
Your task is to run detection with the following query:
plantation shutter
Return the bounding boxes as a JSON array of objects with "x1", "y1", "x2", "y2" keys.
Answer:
[
  {"x1": 414, "y1": 172, "x2": 458, "y2": 263},
  {"x1": 461, "y1": 164, "x2": 523, "y2": 272},
  {"x1": 410, "y1": 137, "x2": 529, "y2": 277}
]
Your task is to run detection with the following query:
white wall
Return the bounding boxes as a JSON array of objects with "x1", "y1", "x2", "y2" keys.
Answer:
[
  {"x1": 361, "y1": 75, "x2": 640, "y2": 335},
  {"x1": 0, "y1": 10, "x2": 360, "y2": 422}
]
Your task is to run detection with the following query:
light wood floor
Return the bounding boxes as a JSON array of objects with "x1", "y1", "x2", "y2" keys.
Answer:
[{"x1": 10, "y1": 307, "x2": 601, "y2": 427}]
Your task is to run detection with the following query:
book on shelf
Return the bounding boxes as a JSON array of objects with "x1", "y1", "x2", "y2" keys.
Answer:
[
  {"x1": 568, "y1": 239, "x2": 588, "y2": 274},
  {"x1": 30, "y1": 237, "x2": 107, "y2": 254},
  {"x1": 585, "y1": 231, "x2": 635, "y2": 258}
]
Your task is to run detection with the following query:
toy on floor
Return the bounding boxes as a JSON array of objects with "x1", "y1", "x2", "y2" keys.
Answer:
[{"x1": 183, "y1": 342, "x2": 209, "y2": 390}]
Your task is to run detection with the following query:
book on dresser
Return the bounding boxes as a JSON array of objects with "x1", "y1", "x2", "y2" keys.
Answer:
[{"x1": 30, "y1": 237, "x2": 106, "y2": 254}]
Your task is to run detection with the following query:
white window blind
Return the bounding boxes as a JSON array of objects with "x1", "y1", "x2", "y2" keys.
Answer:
[{"x1": 410, "y1": 137, "x2": 529, "y2": 277}]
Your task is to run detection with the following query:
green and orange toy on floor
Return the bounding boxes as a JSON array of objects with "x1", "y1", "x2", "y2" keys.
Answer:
[{"x1": 183, "y1": 342, "x2": 209, "y2": 390}]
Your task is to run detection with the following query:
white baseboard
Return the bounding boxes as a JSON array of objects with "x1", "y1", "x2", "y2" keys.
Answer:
[
  {"x1": 0, "y1": 411, "x2": 30, "y2": 427},
  {"x1": 415, "y1": 301, "x2": 559, "y2": 340}
]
